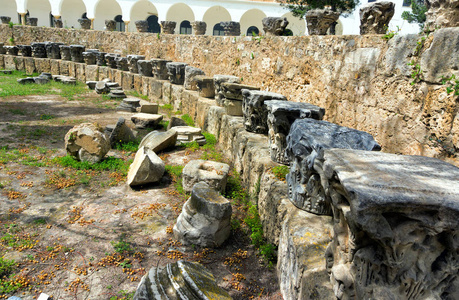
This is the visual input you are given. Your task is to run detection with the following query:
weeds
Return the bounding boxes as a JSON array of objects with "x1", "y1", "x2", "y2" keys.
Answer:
[
  {"x1": 441, "y1": 74, "x2": 459, "y2": 96},
  {"x1": 112, "y1": 140, "x2": 140, "y2": 153},
  {"x1": 165, "y1": 165, "x2": 185, "y2": 194},
  {"x1": 272, "y1": 166, "x2": 289, "y2": 181},
  {"x1": 53, "y1": 155, "x2": 132, "y2": 176},
  {"x1": 180, "y1": 114, "x2": 195, "y2": 126}
]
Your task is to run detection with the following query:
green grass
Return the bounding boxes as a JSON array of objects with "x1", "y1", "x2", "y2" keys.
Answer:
[
  {"x1": 126, "y1": 90, "x2": 148, "y2": 101},
  {"x1": 272, "y1": 165, "x2": 289, "y2": 181},
  {"x1": 53, "y1": 155, "x2": 132, "y2": 175},
  {"x1": 180, "y1": 114, "x2": 195, "y2": 127},
  {"x1": 165, "y1": 165, "x2": 185, "y2": 194},
  {"x1": 0, "y1": 70, "x2": 88, "y2": 100},
  {"x1": 0, "y1": 146, "x2": 48, "y2": 167},
  {"x1": 112, "y1": 140, "x2": 140, "y2": 153}
]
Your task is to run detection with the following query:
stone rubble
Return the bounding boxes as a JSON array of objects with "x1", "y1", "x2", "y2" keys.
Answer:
[
  {"x1": 126, "y1": 146, "x2": 165, "y2": 187},
  {"x1": 64, "y1": 123, "x2": 111, "y2": 163},
  {"x1": 360, "y1": 1, "x2": 395, "y2": 35},
  {"x1": 139, "y1": 129, "x2": 178, "y2": 153},
  {"x1": 182, "y1": 160, "x2": 230, "y2": 193},
  {"x1": 130, "y1": 113, "x2": 163, "y2": 129}
]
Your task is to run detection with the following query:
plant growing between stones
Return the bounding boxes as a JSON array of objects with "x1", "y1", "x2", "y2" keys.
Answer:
[
  {"x1": 408, "y1": 60, "x2": 423, "y2": 85},
  {"x1": 382, "y1": 25, "x2": 400, "y2": 40},
  {"x1": 180, "y1": 114, "x2": 195, "y2": 126},
  {"x1": 271, "y1": 165, "x2": 289, "y2": 181},
  {"x1": 441, "y1": 74, "x2": 459, "y2": 96}
]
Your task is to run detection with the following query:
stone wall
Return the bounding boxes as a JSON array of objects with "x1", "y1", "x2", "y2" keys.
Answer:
[{"x1": 1, "y1": 25, "x2": 458, "y2": 166}]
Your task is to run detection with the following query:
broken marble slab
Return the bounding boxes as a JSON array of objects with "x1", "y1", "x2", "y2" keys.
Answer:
[
  {"x1": 182, "y1": 160, "x2": 230, "y2": 193},
  {"x1": 166, "y1": 62, "x2": 188, "y2": 85},
  {"x1": 130, "y1": 113, "x2": 163, "y2": 129},
  {"x1": 174, "y1": 126, "x2": 206, "y2": 145},
  {"x1": 321, "y1": 149, "x2": 459, "y2": 300},
  {"x1": 126, "y1": 146, "x2": 165, "y2": 187},
  {"x1": 134, "y1": 260, "x2": 231, "y2": 300},
  {"x1": 139, "y1": 129, "x2": 178, "y2": 153},
  {"x1": 242, "y1": 90, "x2": 288, "y2": 134},
  {"x1": 285, "y1": 118, "x2": 380, "y2": 215},
  {"x1": 220, "y1": 82, "x2": 259, "y2": 101},
  {"x1": 174, "y1": 182, "x2": 232, "y2": 247},
  {"x1": 265, "y1": 100, "x2": 325, "y2": 165}
]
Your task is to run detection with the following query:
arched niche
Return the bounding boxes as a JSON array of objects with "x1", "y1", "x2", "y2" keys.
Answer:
[
  {"x1": 25, "y1": 0, "x2": 52, "y2": 26},
  {"x1": 1, "y1": 0, "x2": 18, "y2": 23},
  {"x1": 60, "y1": 0, "x2": 87, "y2": 29},
  {"x1": 165, "y1": 3, "x2": 195, "y2": 34},
  {"x1": 130, "y1": 0, "x2": 158, "y2": 32},
  {"x1": 202, "y1": 6, "x2": 231, "y2": 36},
  {"x1": 94, "y1": 0, "x2": 122, "y2": 31},
  {"x1": 240, "y1": 9, "x2": 266, "y2": 36}
]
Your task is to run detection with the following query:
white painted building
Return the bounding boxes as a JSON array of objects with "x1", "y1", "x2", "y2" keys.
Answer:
[{"x1": 0, "y1": 0, "x2": 419, "y2": 35}]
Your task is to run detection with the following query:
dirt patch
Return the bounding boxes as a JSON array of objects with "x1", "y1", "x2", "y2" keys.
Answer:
[{"x1": 0, "y1": 94, "x2": 281, "y2": 299}]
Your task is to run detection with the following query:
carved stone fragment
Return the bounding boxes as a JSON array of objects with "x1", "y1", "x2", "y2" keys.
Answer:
[
  {"x1": 137, "y1": 60, "x2": 152, "y2": 77},
  {"x1": 4, "y1": 46, "x2": 18, "y2": 56},
  {"x1": 221, "y1": 82, "x2": 259, "y2": 101},
  {"x1": 104, "y1": 53, "x2": 119, "y2": 68},
  {"x1": 82, "y1": 52, "x2": 96, "y2": 65},
  {"x1": 213, "y1": 75, "x2": 241, "y2": 105},
  {"x1": 54, "y1": 19, "x2": 63, "y2": 28},
  {"x1": 78, "y1": 18, "x2": 91, "y2": 30},
  {"x1": 0, "y1": 16, "x2": 11, "y2": 24},
  {"x1": 425, "y1": 0, "x2": 459, "y2": 30},
  {"x1": 191, "y1": 21, "x2": 207, "y2": 35},
  {"x1": 305, "y1": 9, "x2": 340, "y2": 35},
  {"x1": 151, "y1": 58, "x2": 172, "y2": 80},
  {"x1": 45, "y1": 42, "x2": 63, "y2": 59},
  {"x1": 174, "y1": 182, "x2": 232, "y2": 247},
  {"x1": 126, "y1": 146, "x2": 165, "y2": 187},
  {"x1": 59, "y1": 45, "x2": 71, "y2": 61},
  {"x1": 285, "y1": 118, "x2": 380, "y2": 215},
  {"x1": 262, "y1": 17, "x2": 289, "y2": 36},
  {"x1": 17, "y1": 45, "x2": 32, "y2": 57},
  {"x1": 265, "y1": 101, "x2": 325, "y2": 165},
  {"x1": 64, "y1": 123, "x2": 111, "y2": 163},
  {"x1": 115, "y1": 56, "x2": 128, "y2": 71},
  {"x1": 31, "y1": 43, "x2": 47, "y2": 58},
  {"x1": 220, "y1": 21, "x2": 241, "y2": 36},
  {"x1": 127, "y1": 55, "x2": 145, "y2": 74},
  {"x1": 321, "y1": 149, "x2": 459, "y2": 300},
  {"x1": 69, "y1": 45, "x2": 85, "y2": 63},
  {"x1": 184, "y1": 66, "x2": 205, "y2": 90},
  {"x1": 105, "y1": 20, "x2": 116, "y2": 31},
  {"x1": 135, "y1": 20, "x2": 148, "y2": 32},
  {"x1": 26, "y1": 18, "x2": 38, "y2": 26},
  {"x1": 242, "y1": 90, "x2": 287, "y2": 134},
  {"x1": 96, "y1": 52, "x2": 106, "y2": 66},
  {"x1": 160, "y1": 21, "x2": 176, "y2": 34},
  {"x1": 166, "y1": 62, "x2": 188, "y2": 85},
  {"x1": 360, "y1": 1, "x2": 395, "y2": 35},
  {"x1": 182, "y1": 160, "x2": 230, "y2": 193},
  {"x1": 139, "y1": 129, "x2": 178, "y2": 154},
  {"x1": 107, "y1": 117, "x2": 136, "y2": 147},
  {"x1": 195, "y1": 76, "x2": 215, "y2": 98}
]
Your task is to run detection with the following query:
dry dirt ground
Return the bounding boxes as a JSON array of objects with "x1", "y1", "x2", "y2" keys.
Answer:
[{"x1": 0, "y1": 93, "x2": 281, "y2": 300}]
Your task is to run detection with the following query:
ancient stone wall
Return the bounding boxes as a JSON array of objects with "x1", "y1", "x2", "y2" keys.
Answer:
[{"x1": 1, "y1": 25, "x2": 458, "y2": 165}]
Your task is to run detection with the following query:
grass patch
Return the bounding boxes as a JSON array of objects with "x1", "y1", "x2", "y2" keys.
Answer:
[
  {"x1": 39, "y1": 114, "x2": 54, "y2": 120},
  {"x1": 160, "y1": 120, "x2": 169, "y2": 131},
  {"x1": 165, "y1": 165, "x2": 185, "y2": 194},
  {"x1": 271, "y1": 165, "x2": 289, "y2": 181},
  {"x1": 112, "y1": 140, "x2": 140, "y2": 153},
  {"x1": 126, "y1": 90, "x2": 148, "y2": 101},
  {"x1": 180, "y1": 114, "x2": 195, "y2": 127},
  {"x1": 53, "y1": 155, "x2": 132, "y2": 176}
]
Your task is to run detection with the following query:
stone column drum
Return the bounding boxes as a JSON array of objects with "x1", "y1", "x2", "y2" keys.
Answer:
[
  {"x1": 321, "y1": 149, "x2": 459, "y2": 300},
  {"x1": 151, "y1": 59, "x2": 172, "y2": 80},
  {"x1": 161, "y1": 21, "x2": 176, "y2": 34},
  {"x1": 191, "y1": 21, "x2": 207, "y2": 35},
  {"x1": 59, "y1": 45, "x2": 71, "y2": 61},
  {"x1": 285, "y1": 118, "x2": 380, "y2": 215},
  {"x1": 166, "y1": 62, "x2": 188, "y2": 85},
  {"x1": 360, "y1": 1, "x2": 395, "y2": 35},
  {"x1": 262, "y1": 17, "x2": 289, "y2": 36},
  {"x1": 305, "y1": 9, "x2": 340, "y2": 35},
  {"x1": 264, "y1": 100, "x2": 325, "y2": 165},
  {"x1": 127, "y1": 55, "x2": 145, "y2": 73},
  {"x1": 137, "y1": 60, "x2": 152, "y2": 77},
  {"x1": 45, "y1": 42, "x2": 63, "y2": 59},
  {"x1": 242, "y1": 90, "x2": 287, "y2": 134},
  {"x1": 31, "y1": 43, "x2": 47, "y2": 58}
]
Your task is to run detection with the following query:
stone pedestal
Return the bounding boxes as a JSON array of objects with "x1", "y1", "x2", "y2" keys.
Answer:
[
  {"x1": 220, "y1": 21, "x2": 241, "y2": 36},
  {"x1": 26, "y1": 18, "x2": 38, "y2": 26},
  {"x1": 137, "y1": 60, "x2": 152, "y2": 77},
  {"x1": 69, "y1": 45, "x2": 85, "y2": 63},
  {"x1": 115, "y1": 56, "x2": 128, "y2": 71},
  {"x1": 242, "y1": 90, "x2": 287, "y2": 134},
  {"x1": 59, "y1": 45, "x2": 71, "y2": 61},
  {"x1": 127, "y1": 55, "x2": 145, "y2": 73},
  {"x1": 105, "y1": 20, "x2": 116, "y2": 31},
  {"x1": 105, "y1": 53, "x2": 119, "y2": 68},
  {"x1": 166, "y1": 62, "x2": 188, "y2": 85},
  {"x1": 322, "y1": 149, "x2": 459, "y2": 300},
  {"x1": 31, "y1": 43, "x2": 47, "y2": 58},
  {"x1": 360, "y1": 1, "x2": 395, "y2": 35},
  {"x1": 191, "y1": 21, "x2": 207, "y2": 35},
  {"x1": 184, "y1": 66, "x2": 205, "y2": 90},
  {"x1": 78, "y1": 18, "x2": 91, "y2": 30},
  {"x1": 265, "y1": 100, "x2": 325, "y2": 165},
  {"x1": 151, "y1": 58, "x2": 171, "y2": 80},
  {"x1": 195, "y1": 76, "x2": 215, "y2": 98},
  {"x1": 135, "y1": 20, "x2": 148, "y2": 32},
  {"x1": 45, "y1": 42, "x2": 62, "y2": 59},
  {"x1": 305, "y1": 9, "x2": 340, "y2": 35},
  {"x1": 17, "y1": 45, "x2": 32, "y2": 57},
  {"x1": 161, "y1": 21, "x2": 176, "y2": 34},
  {"x1": 262, "y1": 17, "x2": 289, "y2": 36},
  {"x1": 82, "y1": 52, "x2": 97, "y2": 65},
  {"x1": 182, "y1": 160, "x2": 230, "y2": 193},
  {"x1": 1, "y1": 16, "x2": 11, "y2": 24},
  {"x1": 285, "y1": 118, "x2": 380, "y2": 215},
  {"x1": 425, "y1": 0, "x2": 459, "y2": 30}
]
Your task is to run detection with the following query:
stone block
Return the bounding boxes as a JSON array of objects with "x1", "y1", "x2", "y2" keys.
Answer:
[
  {"x1": 122, "y1": 72, "x2": 133, "y2": 90},
  {"x1": 151, "y1": 59, "x2": 171, "y2": 80},
  {"x1": 114, "y1": 70, "x2": 123, "y2": 86},
  {"x1": 131, "y1": 113, "x2": 163, "y2": 129},
  {"x1": 69, "y1": 45, "x2": 85, "y2": 63},
  {"x1": 0, "y1": 55, "x2": 4, "y2": 69},
  {"x1": 24, "y1": 57, "x2": 35, "y2": 74},
  {"x1": 142, "y1": 76, "x2": 150, "y2": 96},
  {"x1": 321, "y1": 149, "x2": 459, "y2": 300},
  {"x1": 182, "y1": 160, "x2": 230, "y2": 193},
  {"x1": 285, "y1": 118, "x2": 381, "y2": 215},
  {"x1": 137, "y1": 60, "x2": 152, "y2": 77},
  {"x1": 59, "y1": 60, "x2": 71, "y2": 76},
  {"x1": 140, "y1": 104, "x2": 158, "y2": 114},
  {"x1": 108, "y1": 68, "x2": 116, "y2": 82},
  {"x1": 133, "y1": 74, "x2": 142, "y2": 94},
  {"x1": 195, "y1": 76, "x2": 215, "y2": 98},
  {"x1": 3, "y1": 55, "x2": 16, "y2": 70},
  {"x1": 85, "y1": 65, "x2": 99, "y2": 81},
  {"x1": 139, "y1": 129, "x2": 178, "y2": 154},
  {"x1": 195, "y1": 98, "x2": 215, "y2": 129},
  {"x1": 214, "y1": 75, "x2": 241, "y2": 104},
  {"x1": 167, "y1": 117, "x2": 188, "y2": 130},
  {"x1": 50, "y1": 59, "x2": 60, "y2": 75},
  {"x1": 75, "y1": 63, "x2": 86, "y2": 82},
  {"x1": 181, "y1": 90, "x2": 199, "y2": 120},
  {"x1": 205, "y1": 106, "x2": 226, "y2": 139},
  {"x1": 221, "y1": 82, "x2": 259, "y2": 101},
  {"x1": 265, "y1": 100, "x2": 325, "y2": 165},
  {"x1": 171, "y1": 84, "x2": 185, "y2": 109},
  {"x1": 68, "y1": 62, "x2": 77, "y2": 78},
  {"x1": 166, "y1": 62, "x2": 188, "y2": 85},
  {"x1": 115, "y1": 57, "x2": 128, "y2": 71},
  {"x1": 242, "y1": 90, "x2": 288, "y2": 134},
  {"x1": 224, "y1": 98, "x2": 243, "y2": 116},
  {"x1": 184, "y1": 66, "x2": 205, "y2": 91},
  {"x1": 162, "y1": 81, "x2": 172, "y2": 103},
  {"x1": 106, "y1": 117, "x2": 137, "y2": 147},
  {"x1": 174, "y1": 182, "x2": 232, "y2": 247},
  {"x1": 98, "y1": 66, "x2": 109, "y2": 81},
  {"x1": 31, "y1": 43, "x2": 46, "y2": 58},
  {"x1": 148, "y1": 78, "x2": 164, "y2": 101},
  {"x1": 174, "y1": 126, "x2": 206, "y2": 145},
  {"x1": 127, "y1": 146, "x2": 165, "y2": 187},
  {"x1": 127, "y1": 55, "x2": 145, "y2": 74}
]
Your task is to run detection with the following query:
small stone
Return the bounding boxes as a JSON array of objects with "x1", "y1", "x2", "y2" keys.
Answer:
[
  {"x1": 139, "y1": 103, "x2": 158, "y2": 114},
  {"x1": 127, "y1": 146, "x2": 165, "y2": 187},
  {"x1": 131, "y1": 113, "x2": 163, "y2": 129},
  {"x1": 182, "y1": 160, "x2": 230, "y2": 193}
]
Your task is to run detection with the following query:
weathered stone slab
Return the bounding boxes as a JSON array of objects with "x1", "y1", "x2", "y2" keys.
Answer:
[
  {"x1": 181, "y1": 90, "x2": 199, "y2": 120},
  {"x1": 221, "y1": 82, "x2": 259, "y2": 101},
  {"x1": 360, "y1": 1, "x2": 395, "y2": 35},
  {"x1": 50, "y1": 59, "x2": 60, "y2": 75},
  {"x1": 139, "y1": 129, "x2": 178, "y2": 153},
  {"x1": 242, "y1": 90, "x2": 287, "y2": 134},
  {"x1": 166, "y1": 62, "x2": 188, "y2": 85},
  {"x1": 184, "y1": 66, "x2": 205, "y2": 91},
  {"x1": 321, "y1": 149, "x2": 459, "y2": 300},
  {"x1": 195, "y1": 75, "x2": 215, "y2": 98},
  {"x1": 75, "y1": 63, "x2": 86, "y2": 82},
  {"x1": 134, "y1": 261, "x2": 231, "y2": 300},
  {"x1": 285, "y1": 118, "x2": 380, "y2": 215},
  {"x1": 174, "y1": 126, "x2": 206, "y2": 145},
  {"x1": 182, "y1": 160, "x2": 230, "y2": 193},
  {"x1": 174, "y1": 182, "x2": 232, "y2": 247},
  {"x1": 205, "y1": 106, "x2": 226, "y2": 138},
  {"x1": 59, "y1": 60, "x2": 71, "y2": 76},
  {"x1": 121, "y1": 71, "x2": 133, "y2": 90},
  {"x1": 64, "y1": 123, "x2": 111, "y2": 163},
  {"x1": 116, "y1": 97, "x2": 139, "y2": 110},
  {"x1": 265, "y1": 100, "x2": 325, "y2": 164},
  {"x1": 148, "y1": 78, "x2": 163, "y2": 100},
  {"x1": 3, "y1": 55, "x2": 16, "y2": 70},
  {"x1": 127, "y1": 146, "x2": 165, "y2": 187},
  {"x1": 131, "y1": 113, "x2": 163, "y2": 129}
]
